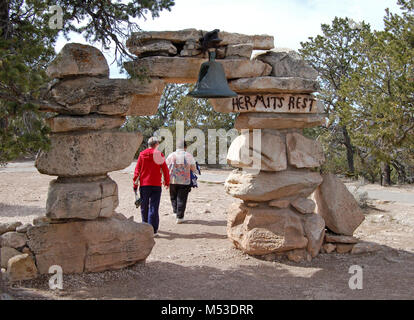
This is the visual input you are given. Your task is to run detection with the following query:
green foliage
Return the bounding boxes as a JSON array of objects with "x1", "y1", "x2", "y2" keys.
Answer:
[{"x1": 0, "y1": 0, "x2": 174, "y2": 164}]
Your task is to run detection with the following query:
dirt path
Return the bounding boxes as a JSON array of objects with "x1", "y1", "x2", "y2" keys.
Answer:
[{"x1": 1, "y1": 164, "x2": 414, "y2": 300}]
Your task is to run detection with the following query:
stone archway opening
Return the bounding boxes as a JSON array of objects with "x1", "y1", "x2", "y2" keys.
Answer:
[{"x1": 2, "y1": 29, "x2": 366, "y2": 281}]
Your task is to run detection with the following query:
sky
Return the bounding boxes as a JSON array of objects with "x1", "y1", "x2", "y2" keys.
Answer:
[{"x1": 55, "y1": 0, "x2": 402, "y2": 78}]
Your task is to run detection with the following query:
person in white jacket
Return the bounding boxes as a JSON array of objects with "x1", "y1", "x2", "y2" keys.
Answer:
[{"x1": 166, "y1": 140, "x2": 196, "y2": 224}]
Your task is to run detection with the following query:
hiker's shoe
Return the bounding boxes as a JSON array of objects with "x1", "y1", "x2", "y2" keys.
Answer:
[
  {"x1": 176, "y1": 218, "x2": 184, "y2": 224},
  {"x1": 154, "y1": 232, "x2": 159, "y2": 237}
]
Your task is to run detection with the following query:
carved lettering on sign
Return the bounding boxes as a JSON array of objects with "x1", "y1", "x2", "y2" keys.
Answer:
[{"x1": 229, "y1": 94, "x2": 317, "y2": 113}]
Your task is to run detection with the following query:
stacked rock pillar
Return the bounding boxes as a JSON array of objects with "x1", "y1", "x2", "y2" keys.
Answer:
[
  {"x1": 211, "y1": 49, "x2": 329, "y2": 262},
  {"x1": 25, "y1": 43, "x2": 166, "y2": 274}
]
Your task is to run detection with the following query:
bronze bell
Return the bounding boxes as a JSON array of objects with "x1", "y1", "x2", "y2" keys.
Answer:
[{"x1": 188, "y1": 51, "x2": 238, "y2": 99}]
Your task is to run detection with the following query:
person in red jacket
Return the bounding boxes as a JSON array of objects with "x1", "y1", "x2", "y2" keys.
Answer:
[{"x1": 133, "y1": 137, "x2": 170, "y2": 236}]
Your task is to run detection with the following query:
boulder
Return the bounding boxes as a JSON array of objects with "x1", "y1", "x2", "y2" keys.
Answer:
[
  {"x1": 210, "y1": 93, "x2": 319, "y2": 114},
  {"x1": 47, "y1": 115, "x2": 125, "y2": 133},
  {"x1": 40, "y1": 77, "x2": 165, "y2": 116},
  {"x1": 314, "y1": 173, "x2": 365, "y2": 236},
  {"x1": 35, "y1": 130, "x2": 142, "y2": 177},
  {"x1": 286, "y1": 133, "x2": 325, "y2": 168},
  {"x1": 226, "y1": 130, "x2": 287, "y2": 172},
  {"x1": 47, "y1": 43, "x2": 109, "y2": 79},
  {"x1": 128, "y1": 39, "x2": 177, "y2": 57},
  {"x1": 302, "y1": 214, "x2": 325, "y2": 257},
  {"x1": 27, "y1": 218, "x2": 155, "y2": 274},
  {"x1": 127, "y1": 29, "x2": 274, "y2": 50},
  {"x1": 291, "y1": 198, "x2": 316, "y2": 214},
  {"x1": 1, "y1": 247, "x2": 22, "y2": 268},
  {"x1": 227, "y1": 203, "x2": 308, "y2": 255},
  {"x1": 351, "y1": 242, "x2": 381, "y2": 254},
  {"x1": 180, "y1": 40, "x2": 202, "y2": 57},
  {"x1": 225, "y1": 169, "x2": 323, "y2": 202},
  {"x1": 225, "y1": 44, "x2": 253, "y2": 59},
  {"x1": 0, "y1": 232, "x2": 27, "y2": 249},
  {"x1": 124, "y1": 57, "x2": 271, "y2": 83},
  {"x1": 6, "y1": 254, "x2": 38, "y2": 281},
  {"x1": 126, "y1": 94, "x2": 162, "y2": 116},
  {"x1": 46, "y1": 176, "x2": 119, "y2": 220},
  {"x1": 0, "y1": 222, "x2": 22, "y2": 235},
  {"x1": 336, "y1": 244, "x2": 354, "y2": 254},
  {"x1": 323, "y1": 243, "x2": 336, "y2": 254},
  {"x1": 255, "y1": 48, "x2": 318, "y2": 79},
  {"x1": 229, "y1": 77, "x2": 320, "y2": 94},
  {"x1": 325, "y1": 233, "x2": 359, "y2": 244},
  {"x1": 287, "y1": 249, "x2": 309, "y2": 262}
]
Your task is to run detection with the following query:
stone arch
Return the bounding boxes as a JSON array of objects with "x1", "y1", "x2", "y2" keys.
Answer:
[{"x1": 17, "y1": 29, "x2": 364, "y2": 277}]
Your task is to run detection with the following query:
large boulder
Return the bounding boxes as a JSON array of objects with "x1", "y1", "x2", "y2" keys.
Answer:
[
  {"x1": 124, "y1": 57, "x2": 272, "y2": 83},
  {"x1": 229, "y1": 77, "x2": 320, "y2": 94},
  {"x1": 6, "y1": 254, "x2": 38, "y2": 282},
  {"x1": 47, "y1": 43, "x2": 109, "y2": 79},
  {"x1": 47, "y1": 115, "x2": 125, "y2": 133},
  {"x1": 40, "y1": 77, "x2": 165, "y2": 116},
  {"x1": 225, "y1": 44, "x2": 253, "y2": 59},
  {"x1": 46, "y1": 176, "x2": 118, "y2": 220},
  {"x1": 313, "y1": 173, "x2": 365, "y2": 236},
  {"x1": 35, "y1": 130, "x2": 142, "y2": 177},
  {"x1": 0, "y1": 232, "x2": 27, "y2": 249},
  {"x1": 27, "y1": 218, "x2": 155, "y2": 274},
  {"x1": 128, "y1": 39, "x2": 177, "y2": 57},
  {"x1": 286, "y1": 133, "x2": 325, "y2": 168},
  {"x1": 227, "y1": 203, "x2": 308, "y2": 255},
  {"x1": 235, "y1": 113, "x2": 326, "y2": 130},
  {"x1": 255, "y1": 48, "x2": 318, "y2": 79},
  {"x1": 227, "y1": 130, "x2": 287, "y2": 172},
  {"x1": 225, "y1": 169, "x2": 323, "y2": 202}
]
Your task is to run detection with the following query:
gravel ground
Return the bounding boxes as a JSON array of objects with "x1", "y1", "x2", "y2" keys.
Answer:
[{"x1": 1, "y1": 164, "x2": 414, "y2": 300}]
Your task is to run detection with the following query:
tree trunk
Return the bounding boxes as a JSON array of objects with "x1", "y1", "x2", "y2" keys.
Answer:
[
  {"x1": 0, "y1": 0, "x2": 10, "y2": 39},
  {"x1": 342, "y1": 126, "x2": 355, "y2": 174},
  {"x1": 383, "y1": 163, "x2": 392, "y2": 186}
]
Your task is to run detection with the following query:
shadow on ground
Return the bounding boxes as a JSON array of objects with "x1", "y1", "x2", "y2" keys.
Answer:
[{"x1": 0, "y1": 203, "x2": 43, "y2": 218}]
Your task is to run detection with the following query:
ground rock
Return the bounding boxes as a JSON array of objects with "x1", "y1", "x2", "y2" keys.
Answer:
[
  {"x1": 325, "y1": 233, "x2": 359, "y2": 244},
  {"x1": 336, "y1": 244, "x2": 354, "y2": 254},
  {"x1": 314, "y1": 173, "x2": 365, "y2": 236},
  {"x1": 227, "y1": 203, "x2": 308, "y2": 255},
  {"x1": 0, "y1": 232, "x2": 27, "y2": 249},
  {"x1": 1, "y1": 247, "x2": 22, "y2": 268},
  {"x1": 255, "y1": 48, "x2": 318, "y2": 79},
  {"x1": 27, "y1": 218, "x2": 155, "y2": 274},
  {"x1": 6, "y1": 254, "x2": 38, "y2": 281},
  {"x1": 225, "y1": 169, "x2": 323, "y2": 202},
  {"x1": 351, "y1": 242, "x2": 381, "y2": 254},
  {"x1": 0, "y1": 222, "x2": 22, "y2": 235},
  {"x1": 226, "y1": 130, "x2": 287, "y2": 171},
  {"x1": 229, "y1": 77, "x2": 320, "y2": 94},
  {"x1": 287, "y1": 249, "x2": 308, "y2": 262},
  {"x1": 46, "y1": 176, "x2": 118, "y2": 220},
  {"x1": 16, "y1": 224, "x2": 32, "y2": 233},
  {"x1": 46, "y1": 43, "x2": 109, "y2": 79},
  {"x1": 235, "y1": 113, "x2": 325, "y2": 130},
  {"x1": 323, "y1": 243, "x2": 336, "y2": 253},
  {"x1": 47, "y1": 115, "x2": 125, "y2": 133},
  {"x1": 291, "y1": 198, "x2": 316, "y2": 214},
  {"x1": 35, "y1": 130, "x2": 142, "y2": 177},
  {"x1": 286, "y1": 133, "x2": 325, "y2": 168}
]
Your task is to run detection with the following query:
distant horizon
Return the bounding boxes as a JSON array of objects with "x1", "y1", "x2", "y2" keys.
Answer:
[{"x1": 54, "y1": 0, "x2": 402, "y2": 78}]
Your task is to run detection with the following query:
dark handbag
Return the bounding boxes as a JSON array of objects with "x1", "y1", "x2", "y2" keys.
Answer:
[{"x1": 190, "y1": 170, "x2": 198, "y2": 188}]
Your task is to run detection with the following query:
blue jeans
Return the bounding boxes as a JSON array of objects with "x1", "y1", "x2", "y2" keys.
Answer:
[{"x1": 139, "y1": 186, "x2": 162, "y2": 233}]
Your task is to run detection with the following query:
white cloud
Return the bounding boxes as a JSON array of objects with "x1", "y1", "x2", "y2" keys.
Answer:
[{"x1": 56, "y1": 0, "x2": 402, "y2": 78}]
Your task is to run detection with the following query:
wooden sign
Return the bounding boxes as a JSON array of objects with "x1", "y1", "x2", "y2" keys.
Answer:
[{"x1": 210, "y1": 94, "x2": 320, "y2": 114}]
